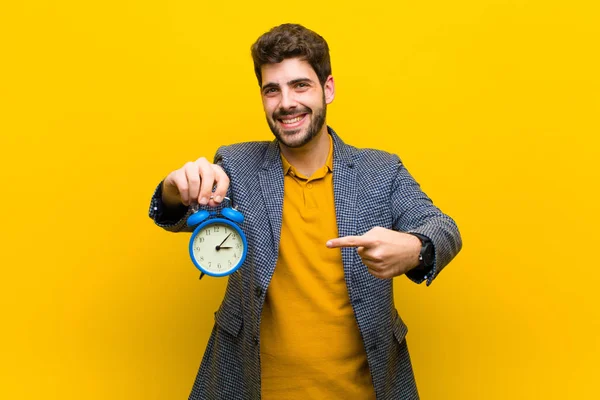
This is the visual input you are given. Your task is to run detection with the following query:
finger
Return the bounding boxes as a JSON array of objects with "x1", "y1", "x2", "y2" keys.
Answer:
[
  {"x1": 173, "y1": 169, "x2": 190, "y2": 206},
  {"x1": 357, "y1": 247, "x2": 384, "y2": 264},
  {"x1": 357, "y1": 246, "x2": 374, "y2": 260},
  {"x1": 196, "y1": 158, "x2": 215, "y2": 205},
  {"x1": 367, "y1": 267, "x2": 391, "y2": 280},
  {"x1": 360, "y1": 257, "x2": 384, "y2": 272},
  {"x1": 209, "y1": 164, "x2": 230, "y2": 205},
  {"x1": 357, "y1": 246, "x2": 381, "y2": 263},
  {"x1": 184, "y1": 162, "x2": 201, "y2": 205},
  {"x1": 326, "y1": 236, "x2": 375, "y2": 249},
  {"x1": 359, "y1": 253, "x2": 382, "y2": 265}
]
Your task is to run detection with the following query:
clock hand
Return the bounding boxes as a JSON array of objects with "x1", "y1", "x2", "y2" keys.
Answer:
[{"x1": 215, "y1": 233, "x2": 232, "y2": 251}]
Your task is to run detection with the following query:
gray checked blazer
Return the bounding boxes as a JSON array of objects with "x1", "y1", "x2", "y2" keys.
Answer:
[{"x1": 149, "y1": 127, "x2": 462, "y2": 400}]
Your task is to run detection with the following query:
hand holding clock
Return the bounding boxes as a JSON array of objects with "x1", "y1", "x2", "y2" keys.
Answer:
[
  {"x1": 162, "y1": 157, "x2": 230, "y2": 208},
  {"x1": 326, "y1": 227, "x2": 423, "y2": 279}
]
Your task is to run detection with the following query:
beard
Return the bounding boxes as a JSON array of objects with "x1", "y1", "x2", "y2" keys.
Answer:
[{"x1": 266, "y1": 96, "x2": 327, "y2": 149}]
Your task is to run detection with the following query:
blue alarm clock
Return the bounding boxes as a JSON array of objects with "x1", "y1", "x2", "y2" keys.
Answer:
[{"x1": 186, "y1": 197, "x2": 247, "y2": 278}]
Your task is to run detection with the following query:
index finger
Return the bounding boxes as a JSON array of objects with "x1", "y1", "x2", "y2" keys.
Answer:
[
  {"x1": 196, "y1": 158, "x2": 215, "y2": 204},
  {"x1": 209, "y1": 164, "x2": 230, "y2": 204},
  {"x1": 326, "y1": 236, "x2": 374, "y2": 249}
]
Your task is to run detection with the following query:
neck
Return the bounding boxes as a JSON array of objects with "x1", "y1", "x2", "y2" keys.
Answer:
[{"x1": 279, "y1": 126, "x2": 330, "y2": 177}]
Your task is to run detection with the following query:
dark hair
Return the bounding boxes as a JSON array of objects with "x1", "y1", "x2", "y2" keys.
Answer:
[{"x1": 250, "y1": 23, "x2": 332, "y2": 87}]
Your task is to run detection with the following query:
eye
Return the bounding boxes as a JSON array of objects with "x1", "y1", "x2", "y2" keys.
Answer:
[
  {"x1": 264, "y1": 87, "x2": 279, "y2": 96},
  {"x1": 294, "y1": 82, "x2": 311, "y2": 92}
]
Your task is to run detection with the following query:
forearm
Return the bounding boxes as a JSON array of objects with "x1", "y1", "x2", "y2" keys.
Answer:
[
  {"x1": 391, "y1": 162, "x2": 463, "y2": 285},
  {"x1": 405, "y1": 215, "x2": 461, "y2": 285}
]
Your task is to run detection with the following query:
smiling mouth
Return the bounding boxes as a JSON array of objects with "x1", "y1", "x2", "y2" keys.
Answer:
[{"x1": 278, "y1": 113, "x2": 307, "y2": 127}]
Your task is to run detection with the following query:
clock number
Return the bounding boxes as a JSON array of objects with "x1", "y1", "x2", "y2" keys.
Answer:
[
  {"x1": 217, "y1": 263, "x2": 222, "y2": 270},
  {"x1": 198, "y1": 237, "x2": 205, "y2": 243},
  {"x1": 214, "y1": 226, "x2": 220, "y2": 233},
  {"x1": 228, "y1": 260, "x2": 232, "y2": 267},
  {"x1": 199, "y1": 256, "x2": 204, "y2": 261},
  {"x1": 208, "y1": 262, "x2": 212, "y2": 268},
  {"x1": 206, "y1": 230, "x2": 211, "y2": 236}
]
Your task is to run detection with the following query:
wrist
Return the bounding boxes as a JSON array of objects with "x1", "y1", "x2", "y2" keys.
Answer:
[
  {"x1": 407, "y1": 233, "x2": 422, "y2": 269},
  {"x1": 160, "y1": 181, "x2": 184, "y2": 208},
  {"x1": 409, "y1": 233, "x2": 435, "y2": 272}
]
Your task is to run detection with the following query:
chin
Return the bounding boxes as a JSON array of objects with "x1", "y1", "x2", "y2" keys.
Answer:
[
  {"x1": 267, "y1": 112, "x2": 325, "y2": 149},
  {"x1": 278, "y1": 129, "x2": 316, "y2": 148}
]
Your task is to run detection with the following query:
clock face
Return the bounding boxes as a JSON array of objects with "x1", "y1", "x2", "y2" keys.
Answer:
[{"x1": 191, "y1": 222, "x2": 245, "y2": 275}]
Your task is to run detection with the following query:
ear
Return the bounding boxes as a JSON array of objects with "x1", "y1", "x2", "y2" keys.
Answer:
[{"x1": 324, "y1": 75, "x2": 335, "y2": 105}]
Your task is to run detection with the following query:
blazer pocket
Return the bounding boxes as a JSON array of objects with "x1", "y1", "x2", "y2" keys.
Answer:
[
  {"x1": 214, "y1": 304, "x2": 244, "y2": 338},
  {"x1": 393, "y1": 311, "x2": 409, "y2": 344}
]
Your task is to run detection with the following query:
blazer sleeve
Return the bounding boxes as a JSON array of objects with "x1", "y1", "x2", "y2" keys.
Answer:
[
  {"x1": 148, "y1": 180, "x2": 195, "y2": 232},
  {"x1": 390, "y1": 158, "x2": 462, "y2": 286}
]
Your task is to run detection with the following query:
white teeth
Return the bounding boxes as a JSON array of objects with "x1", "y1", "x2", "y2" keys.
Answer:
[{"x1": 281, "y1": 116, "x2": 303, "y2": 124}]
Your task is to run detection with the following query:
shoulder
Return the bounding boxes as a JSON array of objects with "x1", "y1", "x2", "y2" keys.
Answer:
[
  {"x1": 215, "y1": 140, "x2": 271, "y2": 162},
  {"x1": 355, "y1": 147, "x2": 400, "y2": 164},
  {"x1": 214, "y1": 140, "x2": 272, "y2": 172},
  {"x1": 331, "y1": 128, "x2": 401, "y2": 170},
  {"x1": 351, "y1": 146, "x2": 402, "y2": 176},
  {"x1": 218, "y1": 140, "x2": 271, "y2": 156},
  {"x1": 330, "y1": 127, "x2": 403, "y2": 179}
]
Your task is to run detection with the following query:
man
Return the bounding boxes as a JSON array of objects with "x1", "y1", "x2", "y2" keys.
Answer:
[{"x1": 149, "y1": 23, "x2": 462, "y2": 400}]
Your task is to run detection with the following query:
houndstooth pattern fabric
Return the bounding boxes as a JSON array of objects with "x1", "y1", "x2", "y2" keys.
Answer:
[{"x1": 149, "y1": 127, "x2": 462, "y2": 400}]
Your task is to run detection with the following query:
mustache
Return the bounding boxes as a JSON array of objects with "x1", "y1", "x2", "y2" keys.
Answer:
[{"x1": 273, "y1": 107, "x2": 312, "y2": 119}]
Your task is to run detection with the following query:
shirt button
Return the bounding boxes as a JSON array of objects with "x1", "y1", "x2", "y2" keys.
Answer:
[
  {"x1": 307, "y1": 183, "x2": 313, "y2": 189},
  {"x1": 369, "y1": 344, "x2": 377, "y2": 351},
  {"x1": 255, "y1": 287, "x2": 263, "y2": 297},
  {"x1": 253, "y1": 336, "x2": 259, "y2": 346},
  {"x1": 290, "y1": 171, "x2": 295, "y2": 176}
]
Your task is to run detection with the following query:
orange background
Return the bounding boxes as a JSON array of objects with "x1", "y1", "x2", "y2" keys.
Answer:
[{"x1": 1, "y1": 1, "x2": 599, "y2": 399}]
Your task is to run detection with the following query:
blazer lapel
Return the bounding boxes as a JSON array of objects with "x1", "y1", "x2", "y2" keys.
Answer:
[
  {"x1": 257, "y1": 140, "x2": 284, "y2": 285},
  {"x1": 255, "y1": 129, "x2": 356, "y2": 288},
  {"x1": 330, "y1": 127, "x2": 358, "y2": 287}
]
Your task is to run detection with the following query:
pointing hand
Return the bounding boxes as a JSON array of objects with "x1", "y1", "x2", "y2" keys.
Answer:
[{"x1": 326, "y1": 227, "x2": 422, "y2": 279}]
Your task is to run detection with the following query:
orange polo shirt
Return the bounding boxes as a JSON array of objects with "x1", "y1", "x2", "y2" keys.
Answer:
[{"x1": 260, "y1": 135, "x2": 376, "y2": 399}]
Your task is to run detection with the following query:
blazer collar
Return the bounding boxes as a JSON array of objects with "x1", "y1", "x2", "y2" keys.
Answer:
[{"x1": 260, "y1": 126, "x2": 355, "y2": 171}]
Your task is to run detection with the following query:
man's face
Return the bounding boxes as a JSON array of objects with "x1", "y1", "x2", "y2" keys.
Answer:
[{"x1": 260, "y1": 58, "x2": 334, "y2": 148}]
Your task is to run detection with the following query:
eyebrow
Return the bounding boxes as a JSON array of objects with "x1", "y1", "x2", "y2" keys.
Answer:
[{"x1": 261, "y1": 77, "x2": 315, "y2": 91}]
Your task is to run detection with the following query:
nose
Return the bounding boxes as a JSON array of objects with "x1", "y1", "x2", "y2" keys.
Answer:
[{"x1": 279, "y1": 88, "x2": 298, "y2": 111}]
